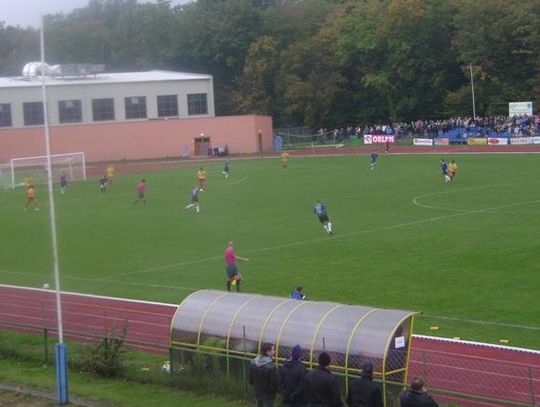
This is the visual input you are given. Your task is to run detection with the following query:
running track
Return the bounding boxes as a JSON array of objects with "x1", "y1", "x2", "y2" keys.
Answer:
[{"x1": 1, "y1": 285, "x2": 539, "y2": 406}]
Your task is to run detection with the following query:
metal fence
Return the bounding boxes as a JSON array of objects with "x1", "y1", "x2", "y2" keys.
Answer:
[{"x1": 0, "y1": 285, "x2": 539, "y2": 406}]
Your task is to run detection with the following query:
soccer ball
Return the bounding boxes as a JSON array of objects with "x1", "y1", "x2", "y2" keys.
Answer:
[
  {"x1": 161, "y1": 361, "x2": 171, "y2": 374},
  {"x1": 43, "y1": 283, "x2": 50, "y2": 289}
]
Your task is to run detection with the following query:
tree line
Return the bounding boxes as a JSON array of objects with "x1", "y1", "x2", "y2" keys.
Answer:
[{"x1": 1, "y1": 0, "x2": 538, "y2": 128}]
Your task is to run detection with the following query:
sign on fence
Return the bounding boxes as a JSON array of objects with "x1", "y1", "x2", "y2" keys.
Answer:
[
  {"x1": 363, "y1": 134, "x2": 395, "y2": 144},
  {"x1": 509, "y1": 101, "x2": 533, "y2": 117},
  {"x1": 467, "y1": 138, "x2": 487, "y2": 146},
  {"x1": 487, "y1": 138, "x2": 509, "y2": 145},
  {"x1": 510, "y1": 137, "x2": 535, "y2": 145},
  {"x1": 433, "y1": 138, "x2": 449, "y2": 146},
  {"x1": 413, "y1": 138, "x2": 433, "y2": 146}
]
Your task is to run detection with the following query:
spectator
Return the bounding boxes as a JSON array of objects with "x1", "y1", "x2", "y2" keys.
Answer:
[
  {"x1": 304, "y1": 352, "x2": 343, "y2": 406},
  {"x1": 249, "y1": 343, "x2": 278, "y2": 407},
  {"x1": 289, "y1": 286, "x2": 306, "y2": 300},
  {"x1": 278, "y1": 345, "x2": 308, "y2": 406},
  {"x1": 400, "y1": 377, "x2": 439, "y2": 407},
  {"x1": 346, "y1": 361, "x2": 383, "y2": 407}
]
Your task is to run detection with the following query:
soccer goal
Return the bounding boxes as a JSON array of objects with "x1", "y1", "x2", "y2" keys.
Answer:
[
  {"x1": 276, "y1": 128, "x2": 343, "y2": 150},
  {"x1": 1, "y1": 152, "x2": 86, "y2": 189}
]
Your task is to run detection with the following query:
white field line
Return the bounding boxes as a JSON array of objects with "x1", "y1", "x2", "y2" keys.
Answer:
[
  {"x1": 101, "y1": 198, "x2": 540, "y2": 282},
  {"x1": 419, "y1": 315, "x2": 540, "y2": 332}
]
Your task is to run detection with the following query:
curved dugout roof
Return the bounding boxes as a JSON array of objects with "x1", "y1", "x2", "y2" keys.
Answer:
[{"x1": 170, "y1": 290, "x2": 417, "y2": 376}]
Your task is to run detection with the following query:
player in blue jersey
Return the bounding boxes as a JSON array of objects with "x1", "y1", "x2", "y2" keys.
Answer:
[
  {"x1": 313, "y1": 201, "x2": 333, "y2": 234},
  {"x1": 289, "y1": 286, "x2": 306, "y2": 300},
  {"x1": 370, "y1": 150, "x2": 379, "y2": 170},
  {"x1": 59, "y1": 171, "x2": 68, "y2": 194},
  {"x1": 440, "y1": 159, "x2": 450, "y2": 182},
  {"x1": 222, "y1": 159, "x2": 230, "y2": 178},
  {"x1": 185, "y1": 187, "x2": 201, "y2": 213}
]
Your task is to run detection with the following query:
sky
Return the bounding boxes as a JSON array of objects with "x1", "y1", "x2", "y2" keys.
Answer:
[{"x1": 0, "y1": 0, "x2": 184, "y2": 28}]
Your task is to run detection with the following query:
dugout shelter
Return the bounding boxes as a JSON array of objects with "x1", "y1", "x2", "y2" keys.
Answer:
[{"x1": 169, "y1": 290, "x2": 417, "y2": 405}]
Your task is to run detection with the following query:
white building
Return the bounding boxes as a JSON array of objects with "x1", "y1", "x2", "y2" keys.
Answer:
[{"x1": 0, "y1": 69, "x2": 215, "y2": 129}]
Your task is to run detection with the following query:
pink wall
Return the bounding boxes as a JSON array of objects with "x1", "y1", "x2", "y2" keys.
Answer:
[{"x1": 0, "y1": 115, "x2": 273, "y2": 162}]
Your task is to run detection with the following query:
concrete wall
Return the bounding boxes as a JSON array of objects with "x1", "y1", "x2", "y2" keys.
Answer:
[{"x1": 0, "y1": 115, "x2": 273, "y2": 162}]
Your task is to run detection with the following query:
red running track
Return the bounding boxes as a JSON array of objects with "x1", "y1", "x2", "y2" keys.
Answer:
[{"x1": 1, "y1": 285, "x2": 539, "y2": 406}]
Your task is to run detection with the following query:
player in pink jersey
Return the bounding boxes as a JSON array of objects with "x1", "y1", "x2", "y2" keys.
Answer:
[
  {"x1": 225, "y1": 241, "x2": 249, "y2": 292},
  {"x1": 133, "y1": 179, "x2": 147, "y2": 206}
]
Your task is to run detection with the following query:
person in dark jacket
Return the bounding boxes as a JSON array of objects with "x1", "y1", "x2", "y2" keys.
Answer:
[
  {"x1": 278, "y1": 344, "x2": 308, "y2": 406},
  {"x1": 304, "y1": 352, "x2": 343, "y2": 407},
  {"x1": 346, "y1": 361, "x2": 383, "y2": 407},
  {"x1": 249, "y1": 343, "x2": 278, "y2": 407},
  {"x1": 400, "y1": 377, "x2": 439, "y2": 407}
]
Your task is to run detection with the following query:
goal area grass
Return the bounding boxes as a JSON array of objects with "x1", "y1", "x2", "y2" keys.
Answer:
[{"x1": 1, "y1": 153, "x2": 539, "y2": 349}]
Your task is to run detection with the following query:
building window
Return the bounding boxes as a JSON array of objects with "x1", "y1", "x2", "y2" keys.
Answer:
[
  {"x1": 58, "y1": 100, "x2": 82, "y2": 123},
  {"x1": 92, "y1": 98, "x2": 115, "y2": 121},
  {"x1": 157, "y1": 95, "x2": 178, "y2": 117},
  {"x1": 0, "y1": 103, "x2": 12, "y2": 127},
  {"x1": 187, "y1": 93, "x2": 208, "y2": 115},
  {"x1": 125, "y1": 96, "x2": 147, "y2": 119},
  {"x1": 23, "y1": 102, "x2": 44, "y2": 126}
]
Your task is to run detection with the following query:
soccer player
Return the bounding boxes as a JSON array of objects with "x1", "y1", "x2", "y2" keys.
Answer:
[
  {"x1": 197, "y1": 167, "x2": 208, "y2": 190},
  {"x1": 222, "y1": 159, "x2": 230, "y2": 178},
  {"x1": 440, "y1": 159, "x2": 450, "y2": 182},
  {"x1": 224, "y1": 241, "x2": 249, "y2": 292},
  {"x1": 133, "y1": 179, "x2": 147, "y2": 206},
  {"x1": 185, "y1": 187, "x2": 202, "y2": 213},
  {"x1": 281, "y1": 152, "x2": 290, "y2": 170},
  {"x1": 313, "y1": 201, "x2": 333, "y2": 234},
  {"x1": 24, "y1": 185, "x2": 40, "y2": 211},
  {"x1": 370, "y1": 150, "x2": 379, "y2": 170},
  {"x1": 24, "y1": 177, "x2": 34, "y2": 190},
  {"x1": 59, "y1": 171, "x2": 68, "y2": 194},
  {"x1": 99, "y1": 175, "x2": 108, "y2": 192},
  {"x1": 448, "y1": 160, "x2": 457, "y2": 180},
  {"x1": 106, "y1": 164, "x2": 115, "y2": 185}
]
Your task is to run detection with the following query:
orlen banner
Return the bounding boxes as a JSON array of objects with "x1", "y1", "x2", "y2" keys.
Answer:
[
  {"x1": 363, "y1": 134, "x2": 395, "y2": 144},
  {"x1": 487, "y1": 138, "x2": 509, "y2": 145},
  {"x1": 467, "y1": 138, "x2": 487, "y2": 146}
]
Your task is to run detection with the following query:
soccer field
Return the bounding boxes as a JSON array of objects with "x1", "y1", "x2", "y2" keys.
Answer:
[{"x1": 1, "y1": 153, "x2": 539, "y2": 349}]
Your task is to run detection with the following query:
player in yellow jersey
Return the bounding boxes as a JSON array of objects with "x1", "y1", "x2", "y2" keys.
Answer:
[
  {"x1": 24, "y1": 186, "x2": 40, "y2": 211},
  {"x1": 197, "y1": 167, "x2": 208, "y2": 190},
  {"x1": 281, "y1": 152, "x2": 290, "y2": 170},
  {"x1": 448, "y1": 160, "x2": 457, "y2": 180},
  {"x1": 106, "y1": 164, "x2": 115, "y2": 185},
  {"x1": 24, "y1": 177, "x2": 34, "y2": 190}
]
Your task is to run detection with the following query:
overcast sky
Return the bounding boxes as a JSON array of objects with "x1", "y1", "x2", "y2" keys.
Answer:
[{"x1": 1, "y1": 0, "x2": 184, "y2": 28}]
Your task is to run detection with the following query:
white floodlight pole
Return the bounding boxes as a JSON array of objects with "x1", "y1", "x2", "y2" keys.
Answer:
[
  {"x1": 470, "y1": 63, "x2": 476, "y2": 119},
  {"x1": 40, "y1": 16, "x2": 69, "y2": 405}
]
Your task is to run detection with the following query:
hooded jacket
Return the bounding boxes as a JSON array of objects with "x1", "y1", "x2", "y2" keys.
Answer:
[
  {"x1": 278, "y1": 357, "x2": 308, "y2": 404},
  {"x1": 249, "y1": 355, "x2": 278, "y2": 400},
  {"x1": 400, "y1": 390, "x2": 439, "y2": 407}
]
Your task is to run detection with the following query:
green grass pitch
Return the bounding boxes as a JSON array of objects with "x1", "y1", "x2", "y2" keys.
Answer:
[{"x1": 1, "y1": 153, "x2": 539, "y2": 349}]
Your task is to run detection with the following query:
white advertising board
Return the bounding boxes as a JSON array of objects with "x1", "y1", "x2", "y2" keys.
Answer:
[
  {"x1": 510, "y1": 137, "x2": 535, "y2": 145},
  {"x1": 509, "y1": 101, "x2": 533, "y2": 116},
  {"x1": 413, "y1": 138, "x2": 433, "y2": 146}
]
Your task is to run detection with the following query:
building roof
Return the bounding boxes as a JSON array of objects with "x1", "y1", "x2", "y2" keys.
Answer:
[{"x1": 0, "y1": 70, "x2": 212, "y2": 89}]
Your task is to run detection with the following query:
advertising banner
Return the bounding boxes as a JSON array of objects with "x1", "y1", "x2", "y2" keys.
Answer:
[
  {"x1": 433, "y1": 138, "x2": 449, "y2": 146},
  {"x1": 413, "y1": 138, "x2": 433, "y2": 146},
  {"x1": 467, "y1": 138, "x2": 487, "y2": 146},
  {"x1": 509, "y1": 101, "x2": 533, "y2": 117},
  {"x1": 487, "y1": 138, "x2": 508, "y2": 145},
  {"x1": 510, "y1": 137, "x2": 535, "y2": 145},
  {"x1": 363, "y1": 134, "x2": 396, "y2": 144},
  {"x1": 534, "y1": 137, "x2": 540, "y2": 145}
]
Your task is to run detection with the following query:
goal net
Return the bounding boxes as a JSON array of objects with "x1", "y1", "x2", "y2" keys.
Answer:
[
  {"x1": 275, "y1": 128, "x2": 342, "y2": 150},
  {"x1": 2, "y1": 152, "x2": 86, "y2": 189}
]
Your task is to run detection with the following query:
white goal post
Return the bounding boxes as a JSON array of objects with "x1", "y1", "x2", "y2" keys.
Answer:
[{"x1": 1, "y1": 152, "x2": 86, "y2": 189}]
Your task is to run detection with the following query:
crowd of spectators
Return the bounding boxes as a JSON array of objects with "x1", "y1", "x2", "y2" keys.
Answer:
[{"x1": 320, "y1": 114, "x2": 539, "y2": 142}]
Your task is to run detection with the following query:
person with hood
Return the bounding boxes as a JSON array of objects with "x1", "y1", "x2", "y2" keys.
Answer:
[
  {"x1": 278, "y1": 345, "x2": 308, "y2": 406},
  {"x1": 249, "y1": 343, "x2": 278, "y2": 407},
  {"x1": 346, "y1": 361, "x2": 383, "y2": 407}
]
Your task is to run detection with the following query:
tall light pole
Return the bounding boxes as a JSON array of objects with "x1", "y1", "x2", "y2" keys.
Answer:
[
  {"x1": 469, "y1": 63, "x2": 476, "y2": 118},
  {"x1": 40, "y1": 16, "x2": 69, "y2": 405}
]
